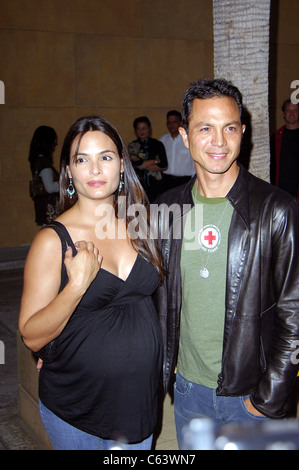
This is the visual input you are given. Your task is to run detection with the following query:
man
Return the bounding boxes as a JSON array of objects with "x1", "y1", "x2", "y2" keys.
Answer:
[
  {"x1": 274, "y1": 99, "x2": 299, "y2": 198},
  {"x1": 159, "y1": 110, "x2": 195, "y2": 192},
  {"x1": 154, "y1": 79, "x2": 299, "y2": 449}
]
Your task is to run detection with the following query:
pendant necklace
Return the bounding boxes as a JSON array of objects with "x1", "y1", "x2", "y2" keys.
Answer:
[
  {"x1": 199, "y1": 265, "x2": 210, "y2": 279},
  {"x1": 196, "y1": 181, "x2": 230, "y2": 279}
]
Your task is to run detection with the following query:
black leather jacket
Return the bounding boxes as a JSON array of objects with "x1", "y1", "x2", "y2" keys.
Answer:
[{"x1": 154, "y1": 164, "x2": 299, "y2": 418}]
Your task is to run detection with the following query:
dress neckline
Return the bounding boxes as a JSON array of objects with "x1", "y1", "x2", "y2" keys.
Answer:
[
  {"x1": 50, "y1": 220, "x2": 140, "y2": 283},
  {"x1": 100, "y1": 254, "x2": 140, "y2": 283}
]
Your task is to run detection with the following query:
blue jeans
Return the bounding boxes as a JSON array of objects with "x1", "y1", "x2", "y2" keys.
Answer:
[
  {"x1": 39, "y1": 400, "x2": 153, "y2": 450},
  {"x1": 174, "y1": 371, "x2": 269, "y2": 449}
]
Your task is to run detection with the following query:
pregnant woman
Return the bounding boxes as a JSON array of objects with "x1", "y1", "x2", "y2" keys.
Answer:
[{"x1": 19, "y1": 115, "x2": 164, "y2": 450}]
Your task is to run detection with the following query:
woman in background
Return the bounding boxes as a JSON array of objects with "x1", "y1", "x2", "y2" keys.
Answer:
[
  {"x1": 28, "y1": 125, "x2": 59, "y2": 224},
  {"x1": 128, "y1": 116, "x2": 168, "y2": 202}
]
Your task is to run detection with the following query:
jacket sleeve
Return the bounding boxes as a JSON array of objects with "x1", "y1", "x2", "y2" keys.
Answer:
[
  {"x1": 251, "y1": 198, "x2": 299, "y2": 418},
  {"x1": 152, "y1": 207, "x2": 170, "y2": 394},
  {"x1": 152, "y1": 197, "x2": 181, "y2": 394}
]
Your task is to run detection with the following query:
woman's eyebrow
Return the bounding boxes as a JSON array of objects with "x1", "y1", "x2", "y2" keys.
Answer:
[{"x1": 73, "y1": 149, "x2": 117, "y2": 157}]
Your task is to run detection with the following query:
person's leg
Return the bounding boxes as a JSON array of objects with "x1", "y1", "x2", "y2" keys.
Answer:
[
  {"x1": 214, "y1": 392, "x2": 270, "y2": 424},
  {"x1": 174, "y1": 372, "x2": 270, "y2": 449},
  {"x1": 174, "y1": 371, "x2": 221, "y2": 449},
  {"x1": 100, "y1": 434, "x2": 153, "y2": 450},
  {"x1": 39, "y1": 400, "x2": 101, "y2": 450},
  {"x1": 40, "y1": 400, "x2": 154, "y2": 451},
  {"x1": 125, "y1": 434, "x2": 153, "y2": 450}
]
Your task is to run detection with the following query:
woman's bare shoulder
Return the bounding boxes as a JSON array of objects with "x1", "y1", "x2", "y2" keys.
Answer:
[{"x1": 25, "y1": 227, "x2": 63, "y2": 270}]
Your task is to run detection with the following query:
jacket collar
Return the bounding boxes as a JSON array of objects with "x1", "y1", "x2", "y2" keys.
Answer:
[
  {"x1": 178, "y1": 174, "x2": 196, "y2": 207},
  {"x1": 172, "y1": 163, "x2": 251, "y2": 229},
  {"x1": 188, "y1": 164, "x2": 250, "y2": 225},
  {"x1": 226, "y1": 163, "x2": 250, "y2": 230}
]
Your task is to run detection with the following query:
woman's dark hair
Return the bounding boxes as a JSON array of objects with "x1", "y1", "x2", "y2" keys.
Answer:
[
  {"x1": 28, "y1": 125, "x2": 57, "y2": 170},
  {"x1": 182, "y1": 78, "x2": 243, "y2": 132},
  {"x1": 133, "y1": 116, "x2": 151, "y2": 130},
  {"x1": 59, "y1": 115, "x2": 165, "y2": 283}
]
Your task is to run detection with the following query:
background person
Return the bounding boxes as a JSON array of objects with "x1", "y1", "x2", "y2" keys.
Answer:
[
  {"x1": 28, "y1": 125, "x2": 59, "y2": 224},
  {"x1": 128, "y1": 116, "x2": 168, "y2": 202},
  {"x1": 159, "y1": 110, "x2": 195, "y2": 192},
  {"x1": 20, "y1": 115, "x2": 164, "y2": 450},
  {"x1": 274, "y1": 99, "x2": 299, "y2": 198}
]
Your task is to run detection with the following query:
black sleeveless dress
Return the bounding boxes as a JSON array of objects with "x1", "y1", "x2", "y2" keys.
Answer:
[{"x1": 38, "y1": 221, "x2": 162, "y2": 443}]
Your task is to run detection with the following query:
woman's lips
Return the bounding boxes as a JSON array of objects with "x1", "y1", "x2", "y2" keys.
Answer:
[{"x1": 87, "y1": 180, "x2": 106, "y2": 187}]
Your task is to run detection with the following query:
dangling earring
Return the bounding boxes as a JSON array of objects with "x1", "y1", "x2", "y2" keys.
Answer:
[
  {"x1": 67, "y1": 177, "x2": 75, "y2": 199},
  {"x1": 119, "y1": 172, "x2": 124, "y2": 193}
]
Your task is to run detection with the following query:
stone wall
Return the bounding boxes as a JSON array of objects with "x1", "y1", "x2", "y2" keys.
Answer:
[
  {"x1": 0, "y1": 0, "x2": 298, "y2": 246},
  {"x1": 0, "y1": 0, "x2": 213, "y2": 246}
]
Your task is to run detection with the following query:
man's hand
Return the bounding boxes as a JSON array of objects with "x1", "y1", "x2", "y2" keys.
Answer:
[{"x1": 244, "y1": 397, "x2": 265, "y2": 416}]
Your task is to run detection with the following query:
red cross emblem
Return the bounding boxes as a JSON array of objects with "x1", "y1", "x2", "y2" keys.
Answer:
[
  {"x1": 204, "y1": 230, "x2": 216, "y2": 245},
  {"x1": 199, "y1": 225, "x2": 221, "y2": 252}
]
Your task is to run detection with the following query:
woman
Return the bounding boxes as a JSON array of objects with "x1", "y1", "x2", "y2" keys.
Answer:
[
  {"x1": 19, "y1": 116, "x2": 164, "y2": 450},
  {"x1": 28, "y1": 126, "x2": 59, "y2": 224},
  {"x1": 128, "y1": 116, "x2": 168, "y2": 202}
]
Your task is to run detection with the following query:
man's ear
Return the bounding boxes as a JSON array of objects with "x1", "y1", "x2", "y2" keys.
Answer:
[{"x1": 179, "y1": 126, "x2": 189, "y2": 149}]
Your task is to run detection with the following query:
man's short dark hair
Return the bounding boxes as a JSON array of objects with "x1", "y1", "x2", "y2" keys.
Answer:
[
  {"x1": 281, "y1": 98, "x2": 299, "y2": 113},
  {"x1": 166, "y1": 110, "x2": 182, "y2": 120},
  {"x1": 282, "y1": 99, "x2": 291, "y2": 113},
  {"x1": 182, "y1": 78, "x2": 243, "y2": 131}
]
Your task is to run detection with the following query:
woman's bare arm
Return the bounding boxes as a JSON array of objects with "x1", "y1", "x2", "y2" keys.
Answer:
[{"x1": 19, "y1": 228, "x2": 101, "y2": 352}]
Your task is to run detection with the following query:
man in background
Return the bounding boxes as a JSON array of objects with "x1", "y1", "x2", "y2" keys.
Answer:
[
  {"x1": 274, "y1": 99, "x2": 299, "y2": 198},
  {"x1": 159, "y1": 110, "x2": 195, "y2": 192}
]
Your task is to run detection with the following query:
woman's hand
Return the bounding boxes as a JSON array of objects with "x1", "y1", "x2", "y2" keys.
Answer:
[
  {"x1": 19, "y1": 232, "x2": 103, "y2": 352},
  {"x1": 64, "y1": 241, "x2": 102, "y2": 296}
]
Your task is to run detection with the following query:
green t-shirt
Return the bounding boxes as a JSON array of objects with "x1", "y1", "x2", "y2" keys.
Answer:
[{"x1": 177, "y1": 183, "x2": 234, "y2": 388}]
